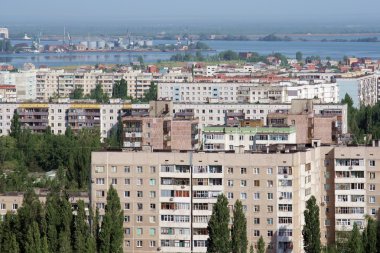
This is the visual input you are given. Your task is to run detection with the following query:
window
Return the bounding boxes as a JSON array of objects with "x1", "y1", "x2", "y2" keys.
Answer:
[
  {"x1": 241, "y1": 168, "x2": 247, "y2": 174},
  {"x1": 125, "y1": 178, "x2": 130, "y2": 185},
  {"x1": 96, "y1": 178, "x2": 105, "y2": 185},
  {"x1": 137, "y1": 166, "x2": 143, "y2": 173},
  {"x1": 370, "y1": 160, "x2": 376, "y2": 166},
  {"x1": 137, "y1": 216, "x2": 143, "y2": 222},
  {"x1": 267, "y1": 205, "x2": 273, "y2": 213},
  {"x1": 370, "y1": 184, "x2": 376, "y2": 191},
  {"x1": 369, "y1": 196, "x2": 376, "y2": 203},
  {"x1": 253, "y1": 193, "x2": 260, "y2": 200},
  {"x1": 150, "y1": 203, "x2": 156, "y2": 210},
  {"x1": 124, "y1": 216, "x2": 130, "y2": 222},
  {"x1": 253, "y1": 168, "x2": 260, "y2": 174},
  {"x1": 124, "y1": 203, "x2": 130, "y2": 210},
  {"x1": 124, "y1": 166, "x2": 130, "y2": 173},
  {"x1": 227, "y1": 180, "x2": 234, "y2": 187},
  {"x1": 149, "y1": 179, "x2": 156, "y2": 186},
  {"x1": 227, "y1": 192, "x2": 234, "y2": 199},
  {"x1": 95, "y1": 166, "x2": 104, "y2": 173},
  {"x1": 267, "y1": 168, "x2": 273, "y2": 174},
  {"x1": 137, "y1": 203, "x2": 143, "y2": 210},
  {"x1": 229, "y1": 135, "x2": 234, "y2": 141},
  {"x1": 267, "y1": 193, "x2": 273, "y2": 200},
  {"x1": 241, "y1": 180, "x2": 247, "y2": 187},
  {"x1": 12, "y1": 204, "x2": 18, "y2": 210},
  {"x1": 136, "y1": 228, "x2": 143, "y2": 235},
  {"x1": 149, "y1": 228, "x2": 156, "y2": 236},
  {"x1": 111, "y1": 178, "x2": 117, "y2": 185},
  {"x1": 137, "y1": 178, "x2": 143, "y2": 185},
  {"x1": 267, "y1": 218, "x2": 273, "y2": 225},
  {"x1": 149, "y1": 216, "x2": 156, "y2": 223},
  {"x1": 150, "y1": 191, "x2": 156, "y2": 198},
  {"x1": 267, "y1": 180, "x2": 273, "y2": 188},
  {"x1": 137, "y1": 191, "x2": 143, "y2": 198},
  {"x1": 150, "y1": 241, "x2": 156, "y2": 247},
  {"x1": 111, "y1": 166, "x2": 117, "y2": 173},
  {"x1": 254, "y1": 205, "x2": 260, "y2": 212},
  {"x1": 240, "y1": 193, "x2": 247, "y2": 200},
  {"x1": 136, "y1": 240, "x2": 143, "y2": 247},
  {"x1": 96, "y1": 190, "x2": 105, "y2": 197},
  {"x1": 254, "y1": 230, "x2": 260, "y2": 236},
  {"x1": 370, "y1": 172, "x2": 376, "y2": 179},
  {"x1": 227, "y1": 167, "x2": 234, "y2": 174},
  {"x1": 124, "y1": 228, "x2": 131, "y2": 235},
  {"x1": 150, "y1": 166, "x2": 156, "y2": 173},
  {"x1": 254, "y1": 180, "x2": 260, "y2": 187},
  {"x1": 124, "y1": 191, "x2": 130, "y2": 197},
  {"x1": 254, "y1": 218, "x2": 260, "y2": 224}
]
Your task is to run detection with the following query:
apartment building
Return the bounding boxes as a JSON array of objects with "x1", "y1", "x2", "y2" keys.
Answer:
[
  {"x1": 172, "y1": 99, "x2": 348, "y2": 134},
  {"x1": 158, "y1": 81, "x2": 339, "y2": 104},
  {"x1": 0, "y1": 102, "x2": 150, "y2": 138},
  {"x1": 202, "y1": 126, "x2": 296, "y2": 152},
  {"x1": 122, "y1": 111, "x2": 199, "y2": 151},
  {"x1": 0, "y1": 85, "x2": 17, "y2": 102},
  {"x1": 91, "y1": 145, "x2": 324, "y2": 253},
  {"x1": 0, "y1": 70, "x2": 37, "y2": 100},
  {"x1": 0, "y1": 189, "x2": 90, "y2": 221}
]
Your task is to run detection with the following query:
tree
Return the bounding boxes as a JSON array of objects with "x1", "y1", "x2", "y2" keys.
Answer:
[
  {"x1": 362, "y1": 217, "x2": 376, "y2": 253},
  {"x1": 348, "y1": 223, "x2": 363, "y2": 253},
  {"x1": 72, "y1": 200, "x2": 89, "y2": 253},
  {"x1": 112, "y1": 79, "x2": 129, "y2": 99},
  {"x1": 231, "y1": 200, "x2": 247, "y2": 253},
  {"x1": 257, "y1": 236, "x2": 265, "y2": 253},
  {"x1": 303, "y1": 195, "x2": 321, "y2": 253},
  {"x1": 249, "y1": 244, "x2": 254, "y2": 253},
  {"x1": 207, "y1": 194, "x2": 230, "y2": 253},
  {"x1": 142, "y1": 82, "x2": 157, "y2": 102},
  {"x1": 99, "y1": 186, "x2": 124, "y2": 253},
  {"x1": 90, "y1": 84, "x2": 109, "y2": 103},
  {"x1": 10, "y1": 109, "x2": 21, "y2": 139},
  {"x1": 296, "y1": 51, "x2": 303, "y2": 62},
  {"x1": 70, "y1": 88, "x2": 84, "y2": 99},
  {"x1": 25, "y1": 221, "x2": 42, "y2": 253}
]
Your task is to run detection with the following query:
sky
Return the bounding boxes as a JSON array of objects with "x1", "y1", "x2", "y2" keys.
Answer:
[{"x1": 2, "y1": 0, "x2": 380, "y2": 25}]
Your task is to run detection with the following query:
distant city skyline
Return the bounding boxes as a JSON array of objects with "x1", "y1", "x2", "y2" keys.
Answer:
[{"x1": 2, "y1": 0, "x2": 380, "y2": 25}]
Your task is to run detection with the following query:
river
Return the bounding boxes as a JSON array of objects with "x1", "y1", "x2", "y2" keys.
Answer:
[{"x1": 1, "y1": 39, "x2": 380, "y2": 67}]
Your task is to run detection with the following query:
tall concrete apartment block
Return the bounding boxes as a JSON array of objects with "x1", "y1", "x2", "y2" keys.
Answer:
[{"x1": 91, "y1": 147, "x2": 325, "y2": 253}]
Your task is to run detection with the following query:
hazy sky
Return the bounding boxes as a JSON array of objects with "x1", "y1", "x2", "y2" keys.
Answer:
[{"x1": 1, "y1": 0, "x2": 380, "y2": 25}]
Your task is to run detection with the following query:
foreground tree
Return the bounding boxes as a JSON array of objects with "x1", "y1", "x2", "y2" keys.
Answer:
[
  {"x1": 207, "y1": 194, "x2": 230, "y2": 253},
  {"x1": 348, "y1": 223, "x2": 363, "y2": 253},
  {"x1": 99, "y1": 186, "x2": 124, "y2": 253},
  {"x1": 10, "y1": 109, "x2": 21, "y2": 139},
  {"x1": 249, "y1": 244, "x2": 254, "y2": 253},
  {"x1": 303, "y1": 195, "x2": 321, "y2": 253},
  {"x1": 231, "y1": 200, "x2": 247, "y2": 253},
  {"x1": 362, "y1": 217, "x2": 376, "y2": 253},
  {"x1": 257, "y1": 236, "x2": 265, "y2": 253}
]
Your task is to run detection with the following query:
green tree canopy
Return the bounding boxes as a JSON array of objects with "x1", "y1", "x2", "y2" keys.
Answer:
[
  {"x1": 303, "y1": 195, "x2": 321, "y2": 253},
  {"x1": 207, "y1": 194, "x2": 231, "y2": 253},
  {"x1": 231, "y1": 200, "x2": 247, "y2": 253}
]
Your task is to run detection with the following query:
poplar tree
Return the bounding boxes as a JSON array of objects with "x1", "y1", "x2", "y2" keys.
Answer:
[
  {"x1": 72, "y1": 200, "x2": 87, "y2": 253},
  {"x1": 10, "y1": 109, "x2": 21, "y2": 139},
  {"x1": 26, "y1": 221, "x2": 42, "y2": 253},
  {"x1": 257, "y1": 236, "x2": 265, "y2": 253},
  {"x1": 363, "y1": 217, "x2": 377, "y2": 253},
  {"x1": 231, "y1": 200, "x2": 247, "y2": 253},
  {"x1": 249, "y1": 244, "x2": 254, "y2": 253},
  {"x1": 348, "y1": 223, "x2": 363, "y2": 253},
  {"x1": 207, "y1": 194, "x2": 231, "y2": 253},
  {"x1": 99, "y1": 186, "x2": 124, "y2": 253},
  {"x1": 303, "y1": 195, "x2": 321, "y2": 253}
]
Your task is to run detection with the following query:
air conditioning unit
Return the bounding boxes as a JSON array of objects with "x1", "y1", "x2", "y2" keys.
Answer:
[
  {"x1": 284, "y1": 175, "x2": 288, "y2": 178},
  {"x1": 348, "y1": 166, "x2": 353, "y2": 170},
  {"x1": 169, "y1": 198, "x2": 173, "y2": 201},
  {"x1": 181, "y1": 185, "x2": 185, "y2": 189}
]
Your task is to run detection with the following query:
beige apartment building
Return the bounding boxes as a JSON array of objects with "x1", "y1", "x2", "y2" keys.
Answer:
[
  {"x1": 91, "y1": 141, "x2": 380, "y2": 253},
  {"x1": 91, "y1": 145, "x2": 325, "y2": 253}
]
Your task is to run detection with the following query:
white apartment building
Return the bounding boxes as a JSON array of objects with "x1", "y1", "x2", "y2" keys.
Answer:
[
  {"x1": 0, "y1": 70, "x2": 37, "y2": 100},
  {"x1": 203, "y1": 126, "x2": 297, "y2": 151},
  {"x1": 172, "y1": 101, "x2": 348, "y2": 134},
  {"x1": 158, "y1": 81, "x2": 339, "y2": 104}
]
